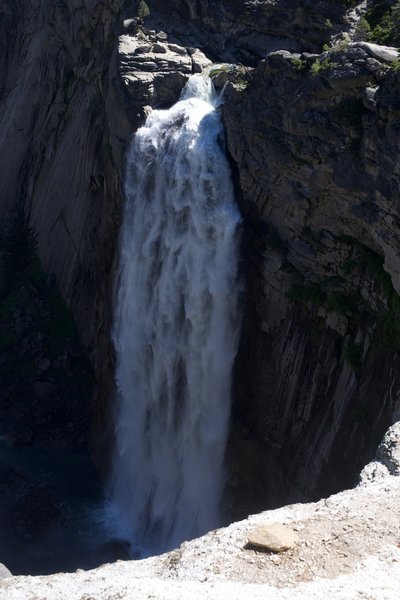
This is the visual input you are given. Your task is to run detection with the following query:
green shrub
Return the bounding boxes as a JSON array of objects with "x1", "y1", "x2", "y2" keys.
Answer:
[
  {"x1": 331, "y1": 38, "x2": 350, "y2": 54},
  {"x1": 327, "y1": 290, "x2": 363, "y2": 316},
  {"x1": 208, "y1": 64, "x2": 250, "y2": 91},
  {"x1": 137, "y1": 0, "x2": 150, "y2": 18},
  {"x1": 291, "y1": 56, "x2": 307, "y2": 71},
  {"x1": 361, "y1": 247, "x2": 393, "y2": 299},
  {"x1": 391, "y1": 58, "x2": 400, "y2": 71},
  {"x1": 366, "y1": 0, "x2": 400, "y2": 46},
  {"x1": 341, "y1": 258, "x2": 357, "y2": 275},
  {"x1": 310, "y1": 58, "x2": 338, "y2": 75},
  {"x1": 359, "y1": 245, "x2": 400, "y2": 351},
  {"x1": 354, "y1": 17, "x2": 371, "y2": 41}
]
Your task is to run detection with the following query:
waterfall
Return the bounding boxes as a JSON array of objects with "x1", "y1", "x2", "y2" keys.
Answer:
[{"x1": 111, "y1": 72, "x2": 242, "y2": 556}]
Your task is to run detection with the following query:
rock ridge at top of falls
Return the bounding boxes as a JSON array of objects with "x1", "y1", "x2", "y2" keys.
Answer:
[
  {"x1": 117, "y1": 23, "x2": 211, "y2": 117},
  {"x1": 147, "y1": 0, "x2": 361, "y2": 64},
  {"x1": 1, "y1": 422, "x2": 400, "y2": 599}
]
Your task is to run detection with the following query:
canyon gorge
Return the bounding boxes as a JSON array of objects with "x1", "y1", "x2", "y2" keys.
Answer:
[{"x1": 1, "y1": 0, "x2": 400, "y2": 597}]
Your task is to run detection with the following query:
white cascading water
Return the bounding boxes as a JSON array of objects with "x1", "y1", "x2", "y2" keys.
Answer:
[{"x1": 111, "y1": 72, "x2": 242, "y2": 556}]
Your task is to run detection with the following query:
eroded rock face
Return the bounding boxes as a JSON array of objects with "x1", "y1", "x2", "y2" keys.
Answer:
[
  {"x1": 221, "y1": 41, "x2": 400, "y2": 509},
  {"x1": 148, "y1": 0, "x2": 354, "y2": 62},
  {"x1": 118, "y1": 25, "x2": 211, "y2": 113}
]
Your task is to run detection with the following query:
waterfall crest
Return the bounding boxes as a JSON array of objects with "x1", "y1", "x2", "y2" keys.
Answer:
[{"x1": 111, "y1": 73, "x2": 242, "y2": 556}]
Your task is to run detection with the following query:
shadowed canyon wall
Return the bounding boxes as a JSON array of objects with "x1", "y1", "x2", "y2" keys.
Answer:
[
  {"x1": 1, "y1": 0, "x2": 400, "y2": 514},
  {"x1": 0, "y1": 0, "x2": 131, "y2": 453},
  {"x1": 220, "y1": 43, "x2": 400, "y2": 512}
]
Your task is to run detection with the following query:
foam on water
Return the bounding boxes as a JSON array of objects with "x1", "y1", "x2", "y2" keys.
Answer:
[{"x1": 111, "y1": 73, "x2": 242, "y2": 556}]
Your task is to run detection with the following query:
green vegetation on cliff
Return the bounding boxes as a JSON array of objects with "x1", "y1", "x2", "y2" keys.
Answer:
[
  {"x1": 364, "y1": 0, "x2": 400, "y2": 46},
  {"x1": 136, "y1": 0, "x2": 150, "y2": 18}
]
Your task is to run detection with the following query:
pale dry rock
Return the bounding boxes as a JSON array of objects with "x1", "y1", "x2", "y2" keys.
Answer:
[
  {"x1": 189, "y1": 48, "x2": 212, "y2": 73},
  {"x1": 0, "y1": 565, "x2": 11, "y2": 580},
  {"x1": 359, "y1": 460, "x2": 390, "y2": 485},
  {"x1": 247, "y1": 522, "x2": 298, "y2": 552},
  {"x1": 376, "y1": 422, "x2": 400, "y2": 476},
  {"x1": 352, "y1": 41, "x2": 399, "y2": 63}
]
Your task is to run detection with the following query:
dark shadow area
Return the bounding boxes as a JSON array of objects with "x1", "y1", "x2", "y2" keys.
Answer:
[
  {"x1": 0, "y1": 208, "x2": 126, "y2": 574},
  {"x1": 0, "y1": 443, "x2": 126, "y2": 576},
  {"x1": 223, "y1": 224, "x2": 398, "y2": 524}
]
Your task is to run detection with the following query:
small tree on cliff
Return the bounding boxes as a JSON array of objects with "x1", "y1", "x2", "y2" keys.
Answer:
[
  {"x1": 136, "y1": 0, "x2": 150, "y2": 19},
  {"x1": 368, "y1": 0, "x2": 400, "y2": 45}
]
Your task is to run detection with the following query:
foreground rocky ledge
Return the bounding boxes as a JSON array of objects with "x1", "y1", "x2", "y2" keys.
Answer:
[{"x1": 1, "y1": 424, "x2": 400, "y2": 599}]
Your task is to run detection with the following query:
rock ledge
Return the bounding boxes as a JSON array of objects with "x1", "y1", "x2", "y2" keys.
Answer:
[{"x1": 1, "y1": 436, "x2": 400, "y2": 599}]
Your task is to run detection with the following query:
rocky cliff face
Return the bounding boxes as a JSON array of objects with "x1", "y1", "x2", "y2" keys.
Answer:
[
  {"x1": 0, "y1": 0, "x2": 132, "y2": 449},
  {"x1": 148, "y1": 0, "x2": 356, "y2": 63},
  {"x1": 1, "y1": 0, "x2": 400, "y2": 515},
  {"x1": 221, "y1": 41, "x2": 400, "y2": 511}
]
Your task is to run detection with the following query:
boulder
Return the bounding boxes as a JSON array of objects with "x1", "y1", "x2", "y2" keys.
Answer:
[
  {"x1": 376, "y1": 422, "x2": 400, "y2": 476},
  {"x1": 247, "y1": 522, "x2": 299, "y2": 553},
  {"x1": 351, "y1": 42, "x2": 399, "y2": 64},
  {"x1": 0, "y1": 563, "x2": 12, "y2": 579}
]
